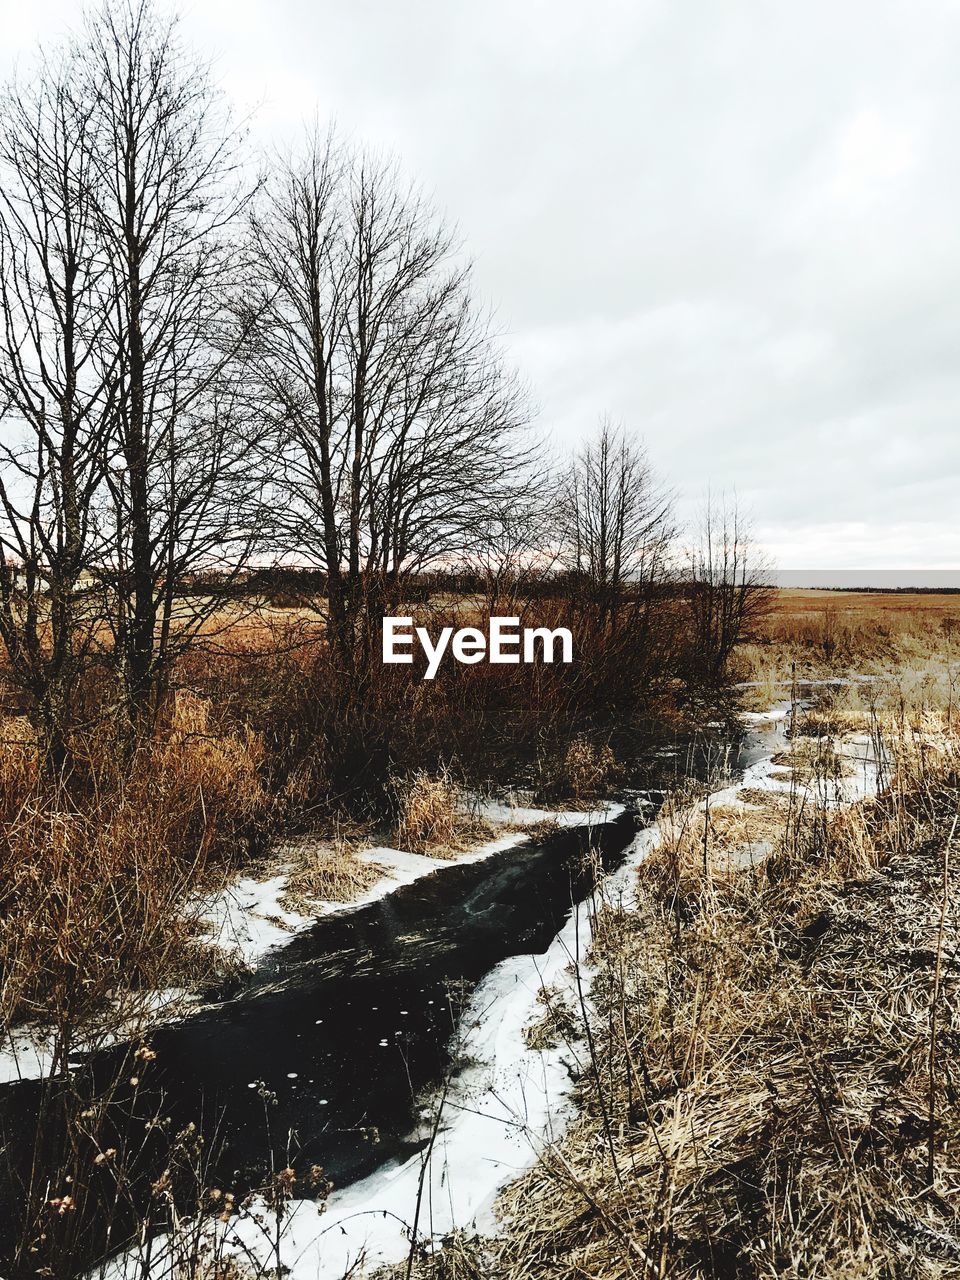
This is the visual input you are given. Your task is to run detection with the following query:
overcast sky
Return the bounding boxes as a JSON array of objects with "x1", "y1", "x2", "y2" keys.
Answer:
[{"x1": 4, "y1": 0, "x2": 959, "y2": 569}]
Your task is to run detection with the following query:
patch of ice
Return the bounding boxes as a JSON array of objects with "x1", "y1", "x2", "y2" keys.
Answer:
[
  {"x1": 719, "y1": 839, "x2": 775, "y2": 871},
  {"x1": 471, "y1": 799, "x2": 624, "y2": 828},
  {"x1": 739, "y1": 699, "x2": 794, "y2": 726},
  {"x1": 834, "y1": 733, "x2": 884, "y2": 804}
]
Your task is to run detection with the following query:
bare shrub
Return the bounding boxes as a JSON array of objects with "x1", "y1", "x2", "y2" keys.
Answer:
[
  {"x1": 156, "y1": 691, "x2": 269, "y2": 849},
  {"x1": 0, "y1": 698, "x2": 276, "y2": 1039},
  {"x1": 560, "y1": 736, "x2": 619, "y2": 801}
]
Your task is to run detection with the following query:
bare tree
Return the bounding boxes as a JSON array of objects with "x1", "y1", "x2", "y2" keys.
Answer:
[
  {"x1": 243, "y1": 130, "x2": 532, "y2": 667},
  {"x1": 0, "y1": 47, "x2": 116, "y2": 768},
  {"x1": 81, "y1": 0, "x2": 260, "y2": 728},
  {"x1": 687, "y1": 491, "x2": 772, "y2": 680},
  {"x1": 557, "y1": 417, "x2": 675, "y2": 621},
  {"x1": 460, "y1": 492, "x2": 558, "y2": 618}
]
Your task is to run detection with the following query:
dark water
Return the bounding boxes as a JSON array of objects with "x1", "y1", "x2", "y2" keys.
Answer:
[{"x1": 128, "y1": 810, "x2": 639, "y2": 1189}]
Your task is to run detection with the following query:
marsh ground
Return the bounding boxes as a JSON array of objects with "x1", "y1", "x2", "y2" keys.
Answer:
[
  {"x1": 426, "y1": 591, "x2": 960, "y2": 1280},
  {"x1": 2, "y1": 589, "x2": 959, "y2": 1278}
]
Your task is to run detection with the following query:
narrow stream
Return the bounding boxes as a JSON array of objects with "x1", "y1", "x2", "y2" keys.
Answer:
[
  {"x1": 124, "y1": 809, "x2": 638, "y2": 1190},
  {"x1": 0, "y1": 713, "x2": 790, "y2": 1275}
]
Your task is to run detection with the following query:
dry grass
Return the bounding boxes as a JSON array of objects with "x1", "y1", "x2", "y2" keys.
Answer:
[
  {"x1": 735, "y1": 589, "x2": 960, "y2": 711},
  {"x1": 560, "y1": 736, "x2": 620, "y2": 801},
  {"x1": 278, "y1": 826, "x2": 385, "y2": 911},
  {"x1": 394, "y1": 769, "x2": 462, "y2": 853},
  {"x1": 476, "y1": 682, "x2": 960, "y2": 1279},
  {"x1": 0, "y1": 687, "x2": 297, "y2": 1276},
  {"x1": 392, "y1": 768, "x2": 493, "y2": 857},
  {"x1": 159, "y1": 690, "x2": 268, "y2": 823},
  {"x1": 658, "y1": 794, "x2": 782, "y2": 878},
  {"x1": 0, "y1": 692, "x2": 276, "y2": 1045}
]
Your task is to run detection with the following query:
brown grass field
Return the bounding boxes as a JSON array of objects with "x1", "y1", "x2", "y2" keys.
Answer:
[
  {"x1": 771, "y1": 588, "x2": 960, "y2": 617},
  {"x1": 387, "y1": 591, "x2": 960, "y2": 1280},
  {"x1": 4, "y1": 587, "x2": 960, "y2": 1277}
]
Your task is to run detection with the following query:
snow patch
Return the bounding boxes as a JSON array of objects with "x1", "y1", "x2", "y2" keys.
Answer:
[
  {"x1": 472, "y1": 799, "x2": 624, "y2": 828},
  {"x1": 197, "y1": 806, "x2": 624, "y2": 967},
  {"x1": 0, "y1": 989, "x2": 196, "y2": 1085},
  {"x1": 197, "y1": 874, "x2": 312, "y2": 968},
  {"x1": 0, "y1": 1027, "x2": 56, "y2": 1084},
  {"x1": 739, "y1": 699, "x2": 794, "y2": 725}
]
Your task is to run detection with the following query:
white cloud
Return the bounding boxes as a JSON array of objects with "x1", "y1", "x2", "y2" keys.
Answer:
[{"x1": 3, "y1": 0, "x2": 959, "y2": 567}]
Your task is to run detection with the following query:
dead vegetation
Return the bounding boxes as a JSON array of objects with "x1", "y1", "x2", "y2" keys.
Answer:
[
  {"x1": 735, "y1": 590, "x2": 960, "y2": 708},
  {"x1": 0, "y1": 691, "x2": 276, "y2": 1041},
  {"x1": 460, "y1": 647, "x2": 960, "y2": 1280},
  {"x1": 4, "y1": 591, "x2": 958, "y2": 1279},
  {"x1": 276, "y1": 825, "x2": 385, "y2": 913},
  {"x1": 387, "y1": 769, "x2": 493, "y2": 858},
  {"x1": 491, "y1": 792, "x2": 960, "y2": 1276},
  {"x1": 394, "y1": 769, "x2": 465, "y2": 855},
  {"x1": 559, "y1": 737, "x2": 621, "y2": 802}
]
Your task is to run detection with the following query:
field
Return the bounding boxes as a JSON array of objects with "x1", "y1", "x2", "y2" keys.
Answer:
[
  {"x1": 761, "y1": 588, "x2": 960, "y2": 643},
  {"x1": 411, "y1": 591, "x2": 960, "y2": 1280},
  {"x1": 729, "y1": 589, "x2": 960, "y2": 714},
  {"x1": 771, "y1": 588, "x2": 960, "y2": 618},
  {"x1": 2, "y1": 586, "x2": 958, "y2": 1277}
]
